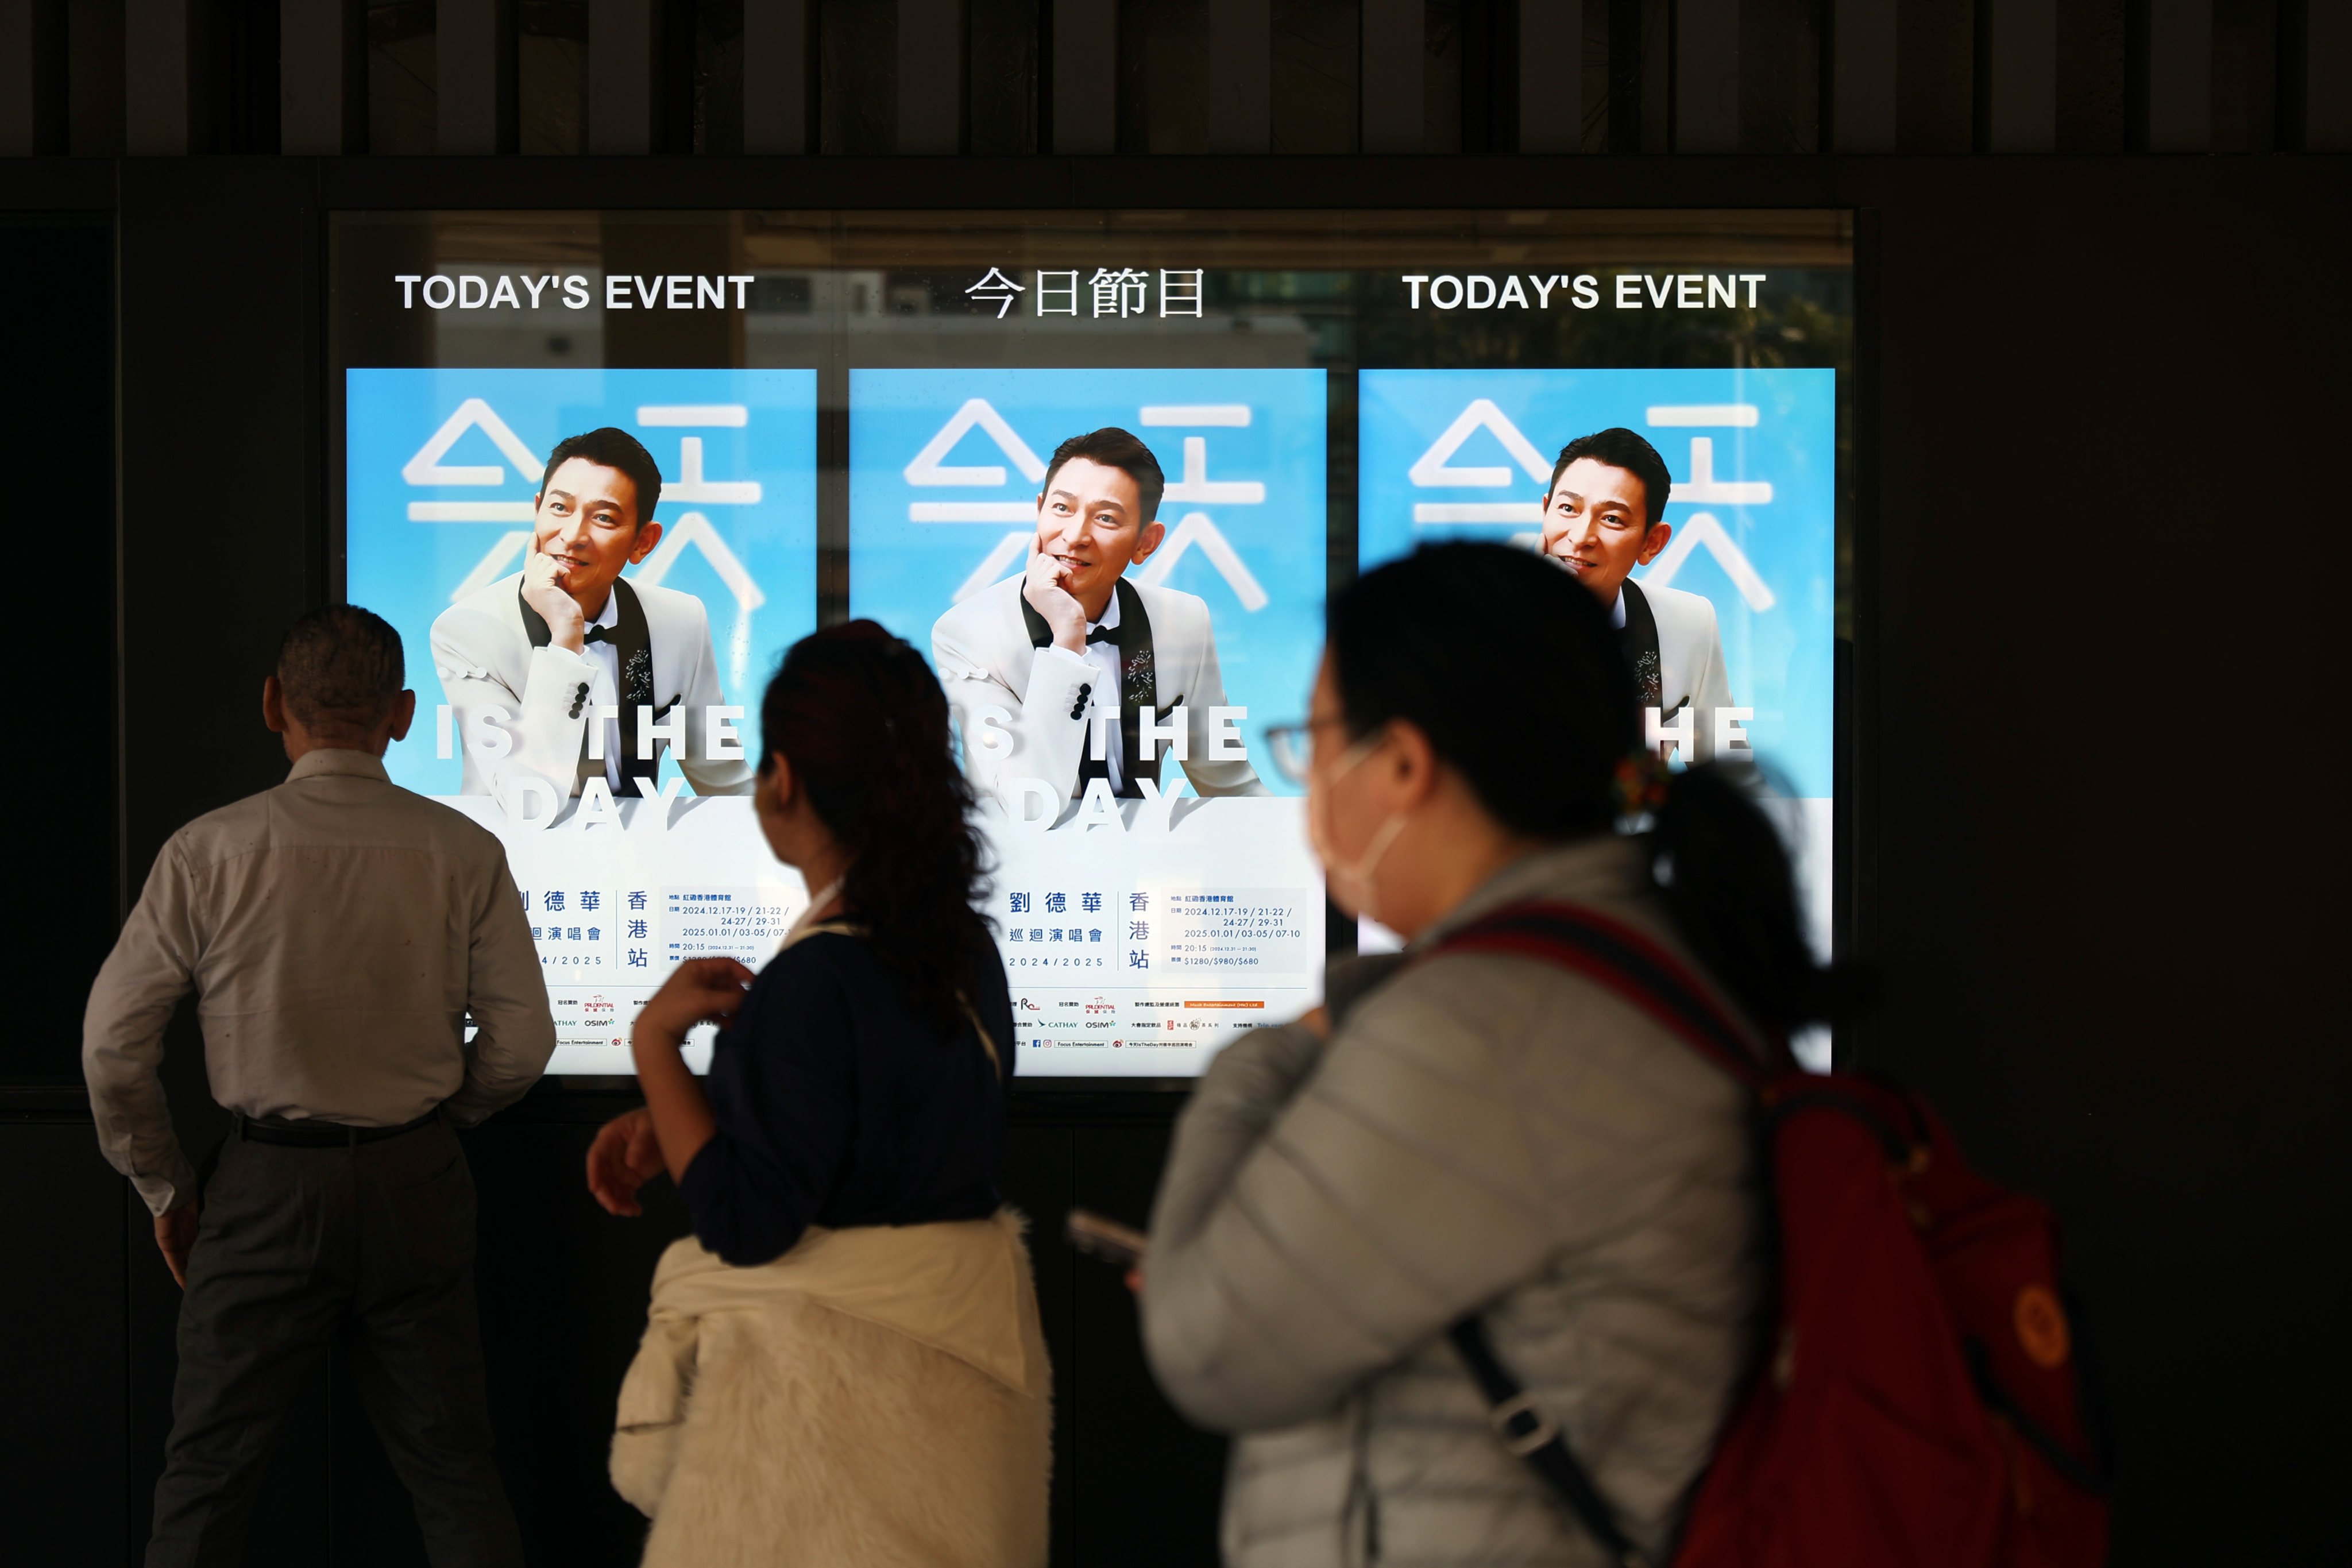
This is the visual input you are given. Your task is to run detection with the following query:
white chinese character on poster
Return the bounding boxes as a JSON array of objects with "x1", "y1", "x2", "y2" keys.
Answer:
[
  {"x1": 888, "y1": 383, "x2": 1286, "y2": 613},
  {"x1": 1387, "y1": 391, "x2": 1778, "y2": 607},
  {"x1": 1138, "y1": 400, "x2": 1270, "y2": 610}
]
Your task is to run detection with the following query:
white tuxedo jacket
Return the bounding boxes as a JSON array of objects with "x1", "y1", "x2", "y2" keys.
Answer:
[
  {"x1": 431, "y1": 573, "x2": 756, "y2": 809},
  {"x1": 932, "y1": 575, "x2": 1266, "y2": 801},
  {"x1": 1629, "y1": 577, "x2": 1741, "y2": 763}
]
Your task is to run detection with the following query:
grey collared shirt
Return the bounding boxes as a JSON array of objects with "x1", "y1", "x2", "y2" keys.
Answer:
[{"x1": 83, "y1": 748, "x2": 557, "y2": 1214}]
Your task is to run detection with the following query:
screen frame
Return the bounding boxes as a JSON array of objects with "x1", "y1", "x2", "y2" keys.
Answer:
[{"x1": 315, "y1": 163, "x2": 1871, "y2": 1105}]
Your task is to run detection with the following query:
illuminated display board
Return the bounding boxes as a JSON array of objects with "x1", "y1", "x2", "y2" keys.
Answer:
[{"x1": 333, "y1": 210, "x2": 1850, "y2": 1082}]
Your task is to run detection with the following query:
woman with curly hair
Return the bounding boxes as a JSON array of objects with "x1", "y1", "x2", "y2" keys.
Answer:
[{"x1": 586, "y1": 621, "x2": 1047, "y2": 1568}]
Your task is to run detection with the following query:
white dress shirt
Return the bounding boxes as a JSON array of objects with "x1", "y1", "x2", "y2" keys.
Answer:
[
  {"x1": 431, "y1": 572, "x2": 757, "y2": 805},
  {"x1": 82, "y1": 749, "x2": 557, "y2": 1214},
  {"x1": 931, "y1": 574, "x2": 1267, "y2": 802},
  {"x1": 1077, "y1": 593, "x2": 1126, "y2": 793},
  {"x1": 1620, "y1": 578, "x2": 1740, "y2": 761},
  {"x1": 580, "y1": 588, "x2": 628, "y2": 795}
]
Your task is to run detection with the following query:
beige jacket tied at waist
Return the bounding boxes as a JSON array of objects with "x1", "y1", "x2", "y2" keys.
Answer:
[{"x1": 615, "y1": 1207, "x2": 1053, "y2": 1568}]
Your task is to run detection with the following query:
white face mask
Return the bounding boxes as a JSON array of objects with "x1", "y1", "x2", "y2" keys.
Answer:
[{"x1": 1305, "y1": 728, "x2": 1412, "y2": 924}]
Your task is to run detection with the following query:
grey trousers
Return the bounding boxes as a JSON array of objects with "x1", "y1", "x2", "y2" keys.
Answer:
[{"x1": 146, "y1": 1114, "x2": 524, "y2": 1568}]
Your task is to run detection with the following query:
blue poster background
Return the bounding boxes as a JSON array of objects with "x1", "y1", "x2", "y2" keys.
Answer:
[
  {"x1": 849, "y1": 367, "x2": 1327, "y2": 794},
  {"x1": 1358, "y1": 368, "x2": 1836, "y2": 798},
  {"x1": 347, "y1": 368, "x2": 819, "y2": 795}
]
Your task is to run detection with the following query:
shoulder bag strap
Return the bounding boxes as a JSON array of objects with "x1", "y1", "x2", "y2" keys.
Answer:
[
  {"x1": 779, "y1": 918, "x2": 1005, "y2": 1082},
  {"x1": 956, "y1": 992, "x2": 1003, "y2": 1080},
  {"x1": 779, "y1": 918, "x2": 867, "y2": 952}
]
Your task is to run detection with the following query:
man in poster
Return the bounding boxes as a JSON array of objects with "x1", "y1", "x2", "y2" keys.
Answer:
[
  {"x1": 431, "y1": 427, "x2": 755, "y2": 808},
  {"x1": 932, "y1": 427, "x2": 1266, "y2": 802},
  {"x1": 1540, "y1": 427, "x2": 1741, "y2": 760}
]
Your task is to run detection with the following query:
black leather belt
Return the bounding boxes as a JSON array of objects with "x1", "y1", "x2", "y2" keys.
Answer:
[{"x1": 238, "y1": 1107, "x2": 439, "y2": 1148}]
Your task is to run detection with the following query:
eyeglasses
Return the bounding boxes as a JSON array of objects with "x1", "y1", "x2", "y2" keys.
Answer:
[
  {"x1": 1263, "y1": 717, "x2": 1351, "y2": 787},
  {"x1": 1263, "y1": 723, "x2": 1312, "y2": 786}
]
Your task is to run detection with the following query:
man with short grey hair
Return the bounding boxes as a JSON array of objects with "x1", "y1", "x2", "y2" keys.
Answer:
[{"x1": 86, "y1": 603, "x2": 555, "y2": 1568}]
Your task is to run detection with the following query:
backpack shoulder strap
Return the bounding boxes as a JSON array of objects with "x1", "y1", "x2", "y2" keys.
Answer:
[
  {"x1": 1447, "y1": 1314, "x2": 1658, "y2": 1568},
  {"x1": 1427, "y1": 899, "x2": 1789, "y2": 1089},
  {"x1": 1427, "y1": 899, "x2": 1785, "y2": 1568}
]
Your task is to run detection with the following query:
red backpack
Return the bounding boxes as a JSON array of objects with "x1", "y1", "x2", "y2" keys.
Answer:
[{"x1": 1432, "y1": 901, "x2": 2109, "y2": 1568}]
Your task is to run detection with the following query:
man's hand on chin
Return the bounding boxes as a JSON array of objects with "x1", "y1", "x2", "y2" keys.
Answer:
[
  {"x1": 155, "y1": 1203, "x2": 199, "y2": 1290},
  {"x1": 1022, "y1": 552, "x2": 1091, "y2": 654},
  {"x1": 520, "y1": 543, "x2": 588, "y2": 653}
]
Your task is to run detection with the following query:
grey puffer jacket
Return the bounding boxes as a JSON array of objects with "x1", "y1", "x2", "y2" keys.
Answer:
[{"x1": 1140, "y1": 837, "x2": 1766, "y2": 1568}]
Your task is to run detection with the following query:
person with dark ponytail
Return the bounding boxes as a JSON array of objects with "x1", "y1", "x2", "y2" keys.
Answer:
[
  {"x1": 585, "y1": 622, "x2": 1049, "y2": 1568},
  {"x1": 1140, "y1": 543, "x2": 1846, "y2": 1568}
]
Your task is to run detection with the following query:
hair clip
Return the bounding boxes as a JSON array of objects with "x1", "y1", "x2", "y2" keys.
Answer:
[{"x1": 1614, "y1": 752, "x2": 1673, "y2": 817}]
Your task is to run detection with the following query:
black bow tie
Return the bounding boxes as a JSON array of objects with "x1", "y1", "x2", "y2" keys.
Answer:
[
  {"x1": 1086, "y1": 624, "x2": 1119, "y2": 646},
  {"x1": 584, "y1": 624, "x2": 624, "y2": 646}
]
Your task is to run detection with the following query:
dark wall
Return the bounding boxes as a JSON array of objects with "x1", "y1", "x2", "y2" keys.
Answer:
[
  {"x1": 5, "y1": 206, "x2": 115, "y2": 1084},
  {"x1": 3, "y1": 152, "x2": 2346, "y2": 1565},
  {"x1": 2, "y1": 202, "x2": 130, "y2": 1567},
  {"x1": 1846, "y1": 153, "x2": 2351, "y2": 1561}
]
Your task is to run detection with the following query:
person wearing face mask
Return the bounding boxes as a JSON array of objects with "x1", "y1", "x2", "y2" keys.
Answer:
[
  {"x1": 931, "y1": 426, "x2": 1266, "y2": 802},
  {"x1": 1140, "y1": 543, "x2": 1849, "y2": 1568},
  {"x1": 1541, "y1": 426, "x2": 1740, "y2": 762}
]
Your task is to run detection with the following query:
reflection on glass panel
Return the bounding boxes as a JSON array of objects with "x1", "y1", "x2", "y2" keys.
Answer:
[
  {"x1": 970, "y1": 0, "x2": 1041, "y2": 154},
  {"x1": 821, "y1": 0, "x2": 894, "y2": 153},
  {"x1": 692, "y1": 0, "x2": 745, "y2": 155},
  {"x1": 520, "y1": 1, "x2": 588, "y2": 156},
  {"x1": 1272, "y1": 0, "x2": 1361, "y2": 153},
  {"x1": 368, "y1": 1, "x2": 437, "y2": 155}
]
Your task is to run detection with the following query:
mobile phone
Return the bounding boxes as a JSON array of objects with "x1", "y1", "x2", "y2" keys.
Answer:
[{"x1": 1065, "y1": 1208, "x2": 1149, "y2": 1269}]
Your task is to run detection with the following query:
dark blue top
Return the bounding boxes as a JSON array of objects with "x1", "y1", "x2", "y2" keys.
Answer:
[{"x1": 677, "y1": 921, "x2": 1015, "y2": 1268}]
